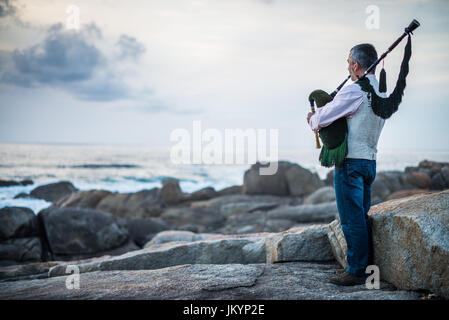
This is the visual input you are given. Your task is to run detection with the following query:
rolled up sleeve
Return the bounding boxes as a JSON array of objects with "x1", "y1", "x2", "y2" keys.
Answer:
[{"x1": 308, "y1": 84, "x2": 364, "y2": 131}]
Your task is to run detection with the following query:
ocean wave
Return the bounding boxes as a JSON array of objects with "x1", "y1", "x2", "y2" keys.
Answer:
[{"x1": 59, "y1": 164, "x2": 142, "y2": 169}]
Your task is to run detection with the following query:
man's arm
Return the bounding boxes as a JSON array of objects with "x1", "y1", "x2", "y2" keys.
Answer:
[{"x1": 308, "y1": 84, "x2": 364, "y2": 131}]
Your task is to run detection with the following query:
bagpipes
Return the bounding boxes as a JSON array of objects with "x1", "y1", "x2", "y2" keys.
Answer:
[{"x1": 309, "y1": 19, "x2": 420, "y2": 168}]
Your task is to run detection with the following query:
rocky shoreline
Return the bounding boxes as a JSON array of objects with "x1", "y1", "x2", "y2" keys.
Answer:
[{"x1": 0, "y1": 159, "x2": 448, "y2": 299}]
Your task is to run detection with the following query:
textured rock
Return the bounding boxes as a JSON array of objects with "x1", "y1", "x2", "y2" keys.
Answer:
[
  {"x1": 0, "y1": 207, "x2": 39, "y2": 240},
  {"x1": 327, "y1": 190, "x2": 449, "y2": 299},
  {"x1": 0, "y1": 237, "x2": 42, "y2": 264},
  {"x1": 285, "y1": 164, "x2": 324, "y2": 197},
  {"x1": 242, "y1": 161, "x2": 291, "y2": 195},
  {"x1": 158, "y1": 178, "x2": 184, "y2": 205},
  {"x1": 47, "y1": 237, "x2": 267, "y2": 277},
  {"x1": 58, "y1": 188, "x2": 166, "y2": 218},
  {"x1": 39, "y1": 207, "x2": 129, "y2": 255},
  {"x1": 266, "y1": 225, "x2": 334, "y2": 263},
  {"x1": 30, "y1": 181, "x2": 78, "y2": 202},
  {"x1": 303, "y1": 187, "x2": 336, "y2": 205},
  {"x1": 123, "y1": 217, "x2": 171, "y2": 247},
  {"x1": 56, "y1": 190, "x2": 112, "y2": 209},
  {"x1": 0, "y1": 262, "x2": 422, "y2": 300},
  {"x1": 266, "y1": 202, "x2": 338, "y2": 223},
  {"x1": 430, "y1": 173, "x2": 447, "y2": 190},
  {"x1": 406, "y1": 171, "x2": 432, "y2": 189}
]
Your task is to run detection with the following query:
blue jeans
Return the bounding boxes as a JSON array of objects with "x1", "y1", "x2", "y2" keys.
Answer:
[{"x1": 334, "y1": 158, "x2": 376, "y2": 277}]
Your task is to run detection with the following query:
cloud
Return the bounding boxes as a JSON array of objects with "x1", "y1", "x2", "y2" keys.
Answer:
[
  {"x1": 116, "y1": 34, "x2": 146, "y2": 60},
  {"x1": 0, "y1": 22, "x2": 146, "y2": 102},
  {"x1": 0, "y1": 0, "x2": 16, "y2": 18}
]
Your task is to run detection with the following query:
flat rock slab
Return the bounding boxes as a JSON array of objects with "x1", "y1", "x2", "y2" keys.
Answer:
[{"x1": 0, "y1": 262, "x2": 422, "y2": 300}]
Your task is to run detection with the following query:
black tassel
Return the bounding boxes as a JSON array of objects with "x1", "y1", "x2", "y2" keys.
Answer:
[{"x1": 379, "y1": 67, "x2": 387, "y2": 93}]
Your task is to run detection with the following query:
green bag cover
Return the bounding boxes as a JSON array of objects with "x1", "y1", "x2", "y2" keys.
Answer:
[{"x1": 308, "y1": 90, "x2": 348, "y2": 169}]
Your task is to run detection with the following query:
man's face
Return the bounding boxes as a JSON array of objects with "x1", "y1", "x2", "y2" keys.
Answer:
[{"x1": 347, "y1": 54, "x2": 357, "y2": 81}]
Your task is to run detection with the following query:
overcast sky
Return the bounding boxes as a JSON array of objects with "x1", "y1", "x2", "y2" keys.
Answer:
[{"x1": 0, "y1": 0, "x2": 448, "y2": 151}]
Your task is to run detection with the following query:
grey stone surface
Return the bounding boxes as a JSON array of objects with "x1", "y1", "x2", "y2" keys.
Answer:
[
  {"x1": 0, "y1": 207, "x2": 39, "y2": 240},
  {"x1": 39, "y1": 207, "x2": 129, "y2": 255},
  {"x1": 0, "y1": 262, "x2": 423, "y2": 300}
]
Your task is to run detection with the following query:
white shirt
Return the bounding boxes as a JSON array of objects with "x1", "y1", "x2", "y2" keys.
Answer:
[{"x1": 308, "y1": 76, "x2": 369, "y2": 131}]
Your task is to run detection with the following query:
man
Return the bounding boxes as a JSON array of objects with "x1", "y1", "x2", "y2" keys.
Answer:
[{"x1": 307, "y1": 43, "x2": 386, "y2": 286}]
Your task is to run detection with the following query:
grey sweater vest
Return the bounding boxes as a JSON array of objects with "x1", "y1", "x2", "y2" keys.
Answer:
[{"x1": 346, "y1": 75, "x2": 387, "y2": 161}]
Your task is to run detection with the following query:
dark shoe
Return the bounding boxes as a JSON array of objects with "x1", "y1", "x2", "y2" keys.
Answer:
[
  {"x1": 334, "y1": 268, "x2": 346, "y2": 274},
  {"x1": 329, "y1": 272, "x2": 366, "y2": 286}
]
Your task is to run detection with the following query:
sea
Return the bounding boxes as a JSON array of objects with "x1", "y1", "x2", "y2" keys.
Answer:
[{"x1": 1, "y1": 142, "x2": 449, "y2": 214}]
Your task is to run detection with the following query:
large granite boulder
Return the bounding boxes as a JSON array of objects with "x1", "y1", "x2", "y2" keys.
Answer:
[
  {"x1": 57, "y1": 188, "x2": 166, "y2": 218},
  {"x1": 123, "y1": 218, "x2": 171, "y2": 247},
  {"x1": 38, "y1": 207, "x2": 129, "y2": 256},
  {"x1": 327, "y1": 190, "x2": 449, "y2": 299},
  {"x1": 242, "y1": 161, "x2": 323, "y2": 196},
  {"x1": 0, "y1": 237, "x2": 42, "y2": 264},
  {"x1": 29, "y1": 181, "x2": 78, "y2": 202},
  {"x1": 0, "y1": 207, "x2": 39, "y2": 240},
  {"x1": 265, "y1": 224, "x2": 334, "y2": 263},
  {"x1": 47, "y1": 236, "x2": 267, "y2": 277}
]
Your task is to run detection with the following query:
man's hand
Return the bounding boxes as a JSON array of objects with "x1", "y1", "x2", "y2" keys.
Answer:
[{"x1": 307, "y1": 112, "x2": 314, "y2": 125}]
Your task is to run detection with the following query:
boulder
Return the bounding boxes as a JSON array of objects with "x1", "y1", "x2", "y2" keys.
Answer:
[
  {"x1": 0, "y1": 207, "x2": 39, "y2": 240},
  {"x1": 242, "y1": 161, "x2": 291, "y2": 195},
  {"x1": 58, "y1": 188, "x2": 166, "y2": 218},
  {"x1": 325, "y1": 169, "x2": 334, "y2": 186},
  {"x1": 327, "y1": 190, "x2": 449, "y2": 299},
  {"x1": 285, "y1": 164, "x2": 324, "y2": 197},
  {"x1": 430, "y1": 173, "x2": 447, "y2": 190},
  {"x1": 266, "y1": 202, "x2": 338, "y2": 223},
  {"x1": 47, "y1": 236, "x2": 267, "y2": 277},
  {"x1": 0, "y1": 237, "x2": 42, "y2": 264},
  {"x1": 158, "y1": 178, "x2": 184, "y2": 205},
  {"x1": 441, "y1": 166, "x2": 449, "y2": 186},
  {"x1": 30, "y1": 181, "x2": 78, "y2": 202},
  {"x1": 265, "y1": 225, "x2": 334, "y2": 263},
  {"x1": 56, "y1": 190, "x2": 112, "y2": 208},
  {"x1": 303, "y1": 186, "x2": 336, "y2": 205},
  {"x1": 38, "y1": 207, "x2": 129, "y2": 256},
  {"x1": 406, "y1": 171, "x2": 432, "y2": 189},
  {"x1": 123, "y1": 218, "x2": 171, "y2": 247}
]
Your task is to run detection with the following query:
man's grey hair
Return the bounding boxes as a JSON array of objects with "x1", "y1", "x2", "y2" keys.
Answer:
[{"x1": 350, "y1": 43, "x2": 378, "y2": 73}]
